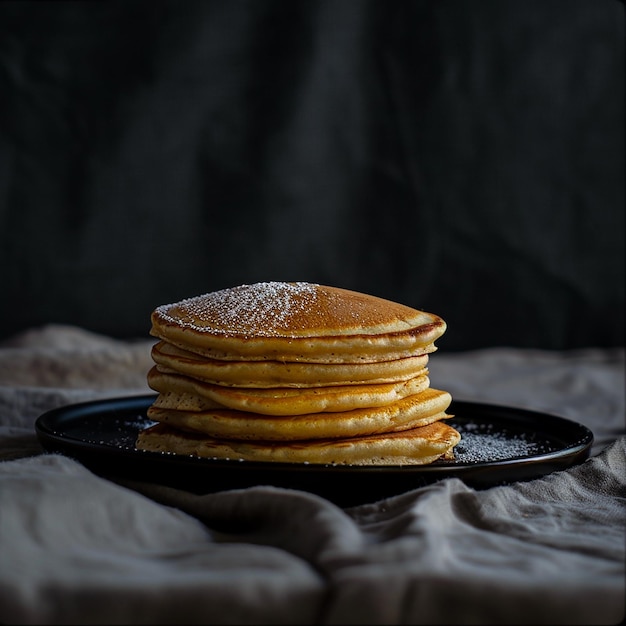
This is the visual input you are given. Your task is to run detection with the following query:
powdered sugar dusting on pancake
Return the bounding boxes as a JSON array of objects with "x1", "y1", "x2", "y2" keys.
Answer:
[{"x1": 156, "y1": 282, "x2": 319, "y2": 337}]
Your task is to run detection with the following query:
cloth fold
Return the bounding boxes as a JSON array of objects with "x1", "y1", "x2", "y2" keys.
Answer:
[{"x1": 0, "y1": 325, "x2": 624, "y2": 624}]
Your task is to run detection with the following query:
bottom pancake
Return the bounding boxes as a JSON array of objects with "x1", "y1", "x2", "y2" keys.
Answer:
[{"x1": 135, "y1": 421, "x2": 461, "y2": 466}]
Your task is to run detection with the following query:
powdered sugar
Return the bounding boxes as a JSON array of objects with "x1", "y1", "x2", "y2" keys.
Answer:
[
  {"x1": 452, "y1": 420, "x2": 545, "y2": 463},
  {"x1": 156, "y1": 282, "x2": 320, "y2": 337}
]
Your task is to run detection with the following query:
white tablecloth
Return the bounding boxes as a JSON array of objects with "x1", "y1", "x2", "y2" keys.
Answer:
[{"x1": 1, "y1": 325, "x2": 624, "y2": 624}]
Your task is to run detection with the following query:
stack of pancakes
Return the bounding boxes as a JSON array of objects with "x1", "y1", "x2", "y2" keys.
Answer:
[{"x1": 136, "y1": 282, "x2": 460, "y2": 465}]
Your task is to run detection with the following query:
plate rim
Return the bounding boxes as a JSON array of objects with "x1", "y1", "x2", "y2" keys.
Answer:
[{"x1": 34, "y1": 393, "x2": 594, "y2": 474}]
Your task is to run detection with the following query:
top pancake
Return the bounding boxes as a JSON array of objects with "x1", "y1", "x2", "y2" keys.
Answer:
[{"x1": 151, "y1": 282, "x2": 446, "y2": 363}]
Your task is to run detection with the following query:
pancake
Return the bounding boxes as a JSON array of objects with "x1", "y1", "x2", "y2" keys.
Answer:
[
  {"x1": 151, "y1": 341, "x2": 431, "y2": 388},
  {"x1": 147, "y1": 367, "x2": 431, "y2": 415},
  {"x1": 146, "y1": 388, "x2": 452, "y2": 441},
  {"x1": 136, "y1": 420, "x2": 461, "y2": 465},
  {"x1": 138, "y1": 282, "x2": 459, "y2": 466},
  {"x1": 150, "y1": 282, "x2": 446, "y2": 363}
]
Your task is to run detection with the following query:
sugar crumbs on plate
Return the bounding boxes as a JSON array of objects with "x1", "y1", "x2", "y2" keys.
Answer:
[{"x1": 451, "y1": 421, "x2": 549, "y2": 463}]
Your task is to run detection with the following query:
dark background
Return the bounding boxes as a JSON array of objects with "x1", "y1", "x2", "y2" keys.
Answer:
[{"x1": 0, "y1": 0, "x2": 623, "y2": 350}]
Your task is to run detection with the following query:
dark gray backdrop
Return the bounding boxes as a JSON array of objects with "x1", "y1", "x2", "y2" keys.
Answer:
[{"x1": 0, "y1": 0, "x2": 623, "y2": 350}]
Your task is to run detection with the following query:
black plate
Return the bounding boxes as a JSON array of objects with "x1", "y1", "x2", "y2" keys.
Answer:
[{"x1": 35, "y1": 395, "x2": 593, "y2": 507}]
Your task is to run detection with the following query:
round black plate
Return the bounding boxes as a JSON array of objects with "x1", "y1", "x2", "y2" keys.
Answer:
[{"x1": 35, "y1": 395, "x2": 593, "y2": 507}]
